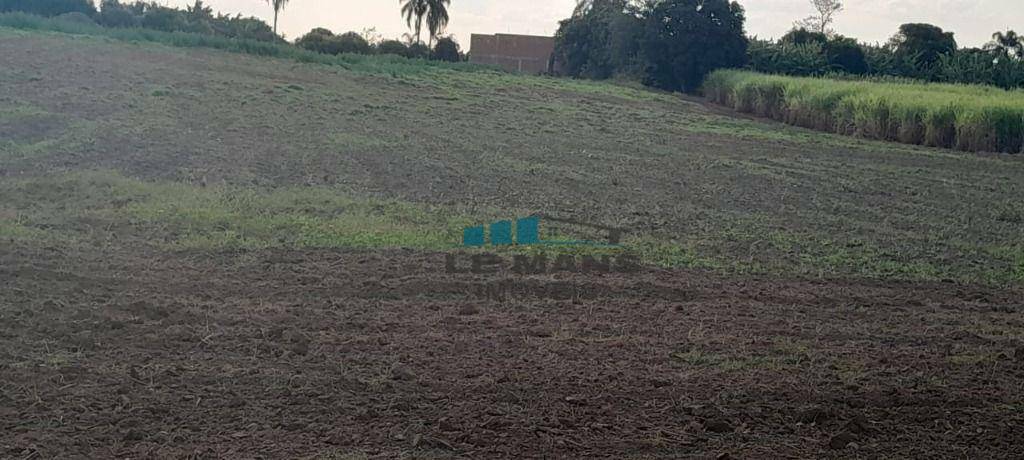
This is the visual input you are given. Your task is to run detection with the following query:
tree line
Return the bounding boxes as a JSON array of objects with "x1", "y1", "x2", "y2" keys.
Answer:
[
  {"x1": 555, "y1": 0, "x2": 1024, "y2": 92},
  {"x1": 294, "y1": 28, "x2": 462, "y2": 62},
  {"x1": 0, "y1": 0, "x2": 464, "y2": 62},
  {"x1": 0, "y1": 0, "x2": 279, "y2": 42}
]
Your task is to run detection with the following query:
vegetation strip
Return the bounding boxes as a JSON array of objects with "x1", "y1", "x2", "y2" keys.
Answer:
[
  {"x1": 0, "y1": 12, "x2": 490, "y2": 76},
  {"x1": 704, "y1": 70, "x2": 1024, "y2": 153}
]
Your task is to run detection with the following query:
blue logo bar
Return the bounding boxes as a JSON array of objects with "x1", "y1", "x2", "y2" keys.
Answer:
[{"x1": 462, "y1": 215, "x2": 624, "y2": 248}]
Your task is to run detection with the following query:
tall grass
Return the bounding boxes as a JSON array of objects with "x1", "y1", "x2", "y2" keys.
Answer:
[
  {"x1": 704, "y1": 70, "x2": 1024, "y2": 153},
  {"x1": 0, "y1": 12, "x2": 496, "y2": 77}
]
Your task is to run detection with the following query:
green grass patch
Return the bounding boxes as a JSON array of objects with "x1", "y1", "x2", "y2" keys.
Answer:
[
  {"x1": 0, "y1": 171, "x2": 474, "y2": 251},
  {"x1": 0, "y1": 172, "x2": 716, "y2": 268}
]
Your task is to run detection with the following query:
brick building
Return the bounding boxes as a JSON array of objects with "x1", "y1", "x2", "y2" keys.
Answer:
[{"x1": 469, "y1": 33, "x2": 559, "y2": 75}]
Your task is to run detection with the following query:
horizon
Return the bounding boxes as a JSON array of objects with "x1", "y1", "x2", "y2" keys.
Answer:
[{"x1": 153, "y1": 0, "x2": 1022, "y2": 49}]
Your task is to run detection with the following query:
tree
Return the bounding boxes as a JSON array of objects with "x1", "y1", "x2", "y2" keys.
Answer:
[
  {"x1": 425, "y1": 0, "x2": 450, "y2": 46},
  {"x1": 554, "y1": 0, "x2": 643, "y2": 79},
  {"x1": 554, "y1": 4, "x2": 616, "y2": 78},
  {"x1": 795, "y1": 0, "x2": 842, "y2": 35},
  {"x1": 823, "y1": 36, "x2": 867, "y2": 74},
  {"x1": 890, "y1": 23, "x2": 957, "y2": 68},
  {"x1": 641, "y1": 0, "x2": 748, "y2": 92},
  {"x1": 987, "y1": 30, "x2": 1023, "y2": 60},
  {"x1": 572, "y1": 0, "x2": 642, "y2": 16},
  {"x1": 267, "y1": 0, "x2": 288, "y2": 36},
  {"x1": 400, "y1": 0, "x2": 428, "y2": 44}
]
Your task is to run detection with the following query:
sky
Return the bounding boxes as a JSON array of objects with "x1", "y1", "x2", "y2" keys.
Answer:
[{"x1": 162, "y1": 0, "x2": 1022, "y2": 49}]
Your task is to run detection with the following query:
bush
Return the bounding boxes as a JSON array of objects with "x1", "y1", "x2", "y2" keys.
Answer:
[
  {"x1": 140, "y1": 6, "x2": 188, "y2": 33},
  {"x1": 55, "y1": 11, "x2": 95, "y2": 25},
  {"x1": 334, "y1": 31, "x2": 371, "y2": 55},
  {"x1": 0, "y1": 12, "x2": 489, "y2": 77},
  {"x1": 296, "y1": 28, "x2": 372, "y2": 55},
  {"x1": 0, "y1": 0, "x2": 95, "y2": 17},
  {"x1": 94, "y1": 0, "x2": 279, "y2": 43},
  {"x1": 377, "y1": 39, "x2": 408, "y2": 57},
  {"x1": 96, "y1": 1, "x2": 136, "y2": 28},
  {"x1": 213, "y1": 15, "x2": 277, "y2": 43},
  {"x1": 295, "y1": 27, "x2": 337, "y2": 54},
  {"x1": 406, "y1": 42, "x2": 431, "y2": 59},
  {"x1": 431, "y1": 36, "x2": 461, "y2": 62}
]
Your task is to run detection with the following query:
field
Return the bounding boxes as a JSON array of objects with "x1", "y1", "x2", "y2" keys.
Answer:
[
  {"x1": 2, "y1": 24, "x2": 1024, "y2": 458},
  {"x1": 704, "y1": 69, "x2": 1024, "y2": 154}
]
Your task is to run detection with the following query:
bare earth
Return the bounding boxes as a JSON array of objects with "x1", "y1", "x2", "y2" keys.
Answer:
[{"x1": 3, "y1": 245, "x2": 1024, "y2": 458}]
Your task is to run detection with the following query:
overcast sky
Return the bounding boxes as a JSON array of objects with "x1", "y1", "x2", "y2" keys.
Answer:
[{"x1": 162, "y1": 0, "x2": 1021, "y2": 49}]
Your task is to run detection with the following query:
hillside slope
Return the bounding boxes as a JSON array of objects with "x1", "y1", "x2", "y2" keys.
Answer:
[
  {"x1": 2, "y1": 28, "x2": 1024, "y2": 459},
  {"x1": 3, "y1": 29, "x2": 1024, "y2": 282}
]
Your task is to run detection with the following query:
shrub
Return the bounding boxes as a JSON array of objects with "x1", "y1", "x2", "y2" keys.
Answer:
[
  {"x1": 96, "y1": 0, "x2": 137, "y2": 28},
  {"x1": 406, "y1": 42, "x2": 430, "y2": 59},
  {"x1": 0, "y1": 12, "x2": 490, "y2": 77},
  {"x1": 55, "y1": 11, "x2": 95, "y2": 25},
  {"x1": 140, "y1": 6, "x2": 188, "y2": 33},
  {"x1": 0, "y1": 0, "x2": 95, "y2": 17},
  {"x1": 377, "y1": 39, "x2": 409, "y2": 57},
  {"x1": 295, "y1": 27, "x2": 335, "y2": 52},
  {"x1": 431, "y1": 36, "x2": 461, "y2": 62},
  {"x1": 295, "y1": 28, "x2": 373, "y2": 55},
  {"x1": 213, "y1": 15, "x2": 277, "y2": 43},
  {"x1": 334, "y1": 31, "x2": 371, "y2": 55},
  {"x1": 94, "y1": 0, "x2": 279, "y2": 42}
]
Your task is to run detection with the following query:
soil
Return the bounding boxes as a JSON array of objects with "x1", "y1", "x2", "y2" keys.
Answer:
[{"x1": 3, "y1": 245, "x2": 1023, "y2": 458}]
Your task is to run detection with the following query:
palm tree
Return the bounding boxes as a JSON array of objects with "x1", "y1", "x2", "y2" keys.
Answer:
[
  {"x1": 988, "y1": 30, "x2": 1023, "y2": 59},
  {"x1": 425, "y1": 0, "x2": 450, "y2": 47},
  {"x1": 400, "y1": 0, "x2": 428, "y2": 45},
  {"x1": 267, "y1": 0, "x2": 289, "y2": 36}
]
